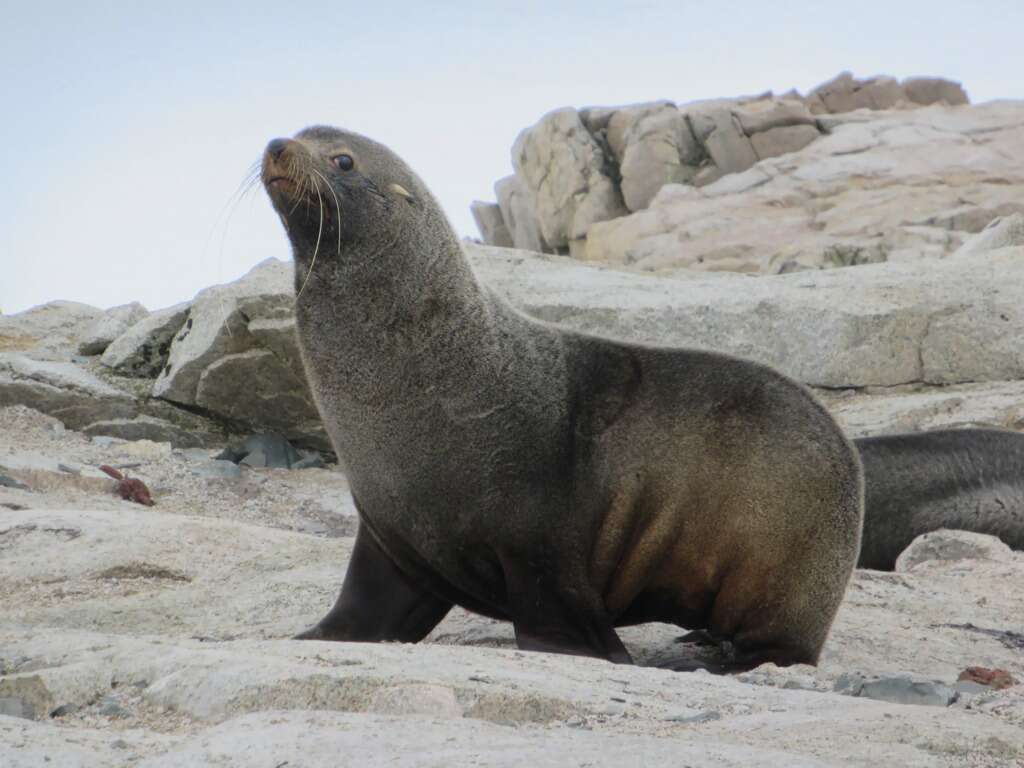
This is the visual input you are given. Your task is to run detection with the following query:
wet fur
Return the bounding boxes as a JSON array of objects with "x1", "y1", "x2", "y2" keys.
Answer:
[{"x1": 262, "y1": 126, "x2": 864, "y2": 670}]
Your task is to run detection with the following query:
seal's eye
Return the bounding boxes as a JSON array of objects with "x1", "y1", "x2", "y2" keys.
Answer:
[{"x1": 332, "y1": 154, "x2": 354, "y2": 172}]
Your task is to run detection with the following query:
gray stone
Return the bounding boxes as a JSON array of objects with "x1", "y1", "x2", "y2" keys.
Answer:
[
  {"x1": 576, "y1": 101, "x2": 1024, "y2": 276},
  {"x1": 828, "y1": 379, "x2": 1024, "y2": 438},
  {"x1": 81, "y1": 416, "x2": 206, "y2": 448},
  {"x1": 0, "y1": 473, "x2": 29, "y2": 490},
  {"x1": 734, "y1": 100, "x2": 817, "y2": 135},
  {"x1": 78, "y1": 303, "x2": 149, "y2": 356},
  {"x1": 619, "y1": 107, "x2": 701, "y2": 211},
  {"x1": 97, "y1": 696, "x2": 130, "y2": 718},
  {"x1": 903, "y1": 77, "x2": 969, "y2": 106},
  {"x1": 467, "y1": 244, "x2": 1024, "y2": 389},
  {"x1": 0, "y1": 674, "x2": 53, "y2": 721},
  {"x1": 857, "y1": 676, "x2": 957, "y2": 707},
  {"x1": 511, "y1": 108, "x2": 627, "y2": 252},
  {"x1": 495, "y1": 176, "x2": 547, "y2": 253},
  {"x1": 699, "y1": 109, "x2": 759, "y2": 174},
  {"x1": 750, "y1": 124, "x2": 821, "y2": 160},
  {"x1": 152, "y1": 260, "x2": 327, "y2": 450},
  {"x1": 191, "y1": 460, "x2": 242, "y2": 479},
  {"x1": 194, "y1": 349, "x2": 324, "y2": 449},
  {"x1": 0, "y1": 354, "x2": 137, "y2": 429},
  {"x1": 895, "y1": 530, "x2": 1014, "y2": 572},
  {"x1": 470, "y1": 201, "x2": 513, "y2": 247},
  {"x1": 0, "y1": 697, "x2": 32, "y2": 719},
  {"x1": 832, "y1": 672, "x2": 866, "y2": 695},
  {"x1": 153, "y1": 259, "x2": 293, "y2": 405},
  {"x1": 605, "y1": 100, "x2": 675, "y2": 163},
  {"x1": 809, "y1": 72, "x2": 904, "y2": 113},
  {"x1": 0, "y1": 301, "x2": 102, "y2": 360},
  {"x1": 216, "y1": 434, "x2": 301, "y2": 469},
  {"x1": 954, "y1": 213, "x2": 1024, "y2": 257},
  {"x1": 954, "y1": 681, "x2": 991, "y2": 696},
  {"x1": 101, "y1": 302, "x2": 190, "y2": 378},
  {"x1": 292, "y1": 452, "x2": 325, "y2": 470},
  {"x1": 577, "y1": 105, "x2": 617, "y2": 136}
]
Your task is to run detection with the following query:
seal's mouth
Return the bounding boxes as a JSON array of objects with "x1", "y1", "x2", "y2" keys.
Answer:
[{"x1": 266, "y1": 176, "x2": 295, "y2": 191}]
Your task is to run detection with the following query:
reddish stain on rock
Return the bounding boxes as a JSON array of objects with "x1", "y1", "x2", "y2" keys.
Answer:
[{"x1": 958, "y1": 667, "x2": 1017, "y2": 690}]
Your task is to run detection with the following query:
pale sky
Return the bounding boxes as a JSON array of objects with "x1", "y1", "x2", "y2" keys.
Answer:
[{"x1": 3, "y1": 0, "x2": 1022, "y2": 314}]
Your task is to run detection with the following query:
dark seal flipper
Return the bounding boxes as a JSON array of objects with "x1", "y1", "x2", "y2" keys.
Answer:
[
  {"x1": 857, "y1": 428, "x2": 1024, "y2": 570},
  {"x1": 295, "y1": 525, "x2": 453, "y2": 642}
]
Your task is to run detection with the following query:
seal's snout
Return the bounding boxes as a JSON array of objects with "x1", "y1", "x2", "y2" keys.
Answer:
[{"x1": 266, "y1": 138, "x2": 291, "y2": 161}]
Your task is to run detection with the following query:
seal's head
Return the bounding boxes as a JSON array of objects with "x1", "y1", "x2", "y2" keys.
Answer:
[{"x1": 260, "y1": 126, "x2": 422, "y2": 261}]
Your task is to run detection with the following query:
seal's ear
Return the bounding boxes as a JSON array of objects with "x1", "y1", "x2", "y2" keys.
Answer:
[{"x1": 389, "y1": 183, "x2": 416, "y2": 204}]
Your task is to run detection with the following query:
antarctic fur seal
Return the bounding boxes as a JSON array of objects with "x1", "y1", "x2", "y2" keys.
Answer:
[
  {"x1": 261, "y1": 126, "x2": 864, "y2": 671},
  {"x1": 857, "y1": 428, "x2": 1024, "y2": 570}
]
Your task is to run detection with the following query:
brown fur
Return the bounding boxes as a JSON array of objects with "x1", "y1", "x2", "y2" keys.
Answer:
[{"x1": 261, "y1": 126, "x2": 864, "y2": 671}]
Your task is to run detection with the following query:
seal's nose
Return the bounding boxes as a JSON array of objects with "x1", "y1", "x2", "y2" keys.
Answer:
[{"x1": 266, "y1": 138, "x2": 290, "y2": 160}]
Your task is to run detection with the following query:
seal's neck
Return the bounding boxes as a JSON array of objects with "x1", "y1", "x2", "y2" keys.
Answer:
[{"x1": 292, "y1": 204, "x2": 502, "y2": 408}]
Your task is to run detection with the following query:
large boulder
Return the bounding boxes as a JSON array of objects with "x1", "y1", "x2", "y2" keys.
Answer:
[
  {"x1": 902, "y1": 76, "x2": 969, "y2": 107},
  {"x1": 691, "y1": 108, "x2": 759, "y2": 174},
  {"x1": 618, "y1": 106, "x2": 703, "y2": 211},
  {"x1": 467, "y1": 243, "x2": 1024, "y2": 389},
  {"x1": 472, "y1": 73, "x2": 977, "y2": 271},
  {"x1": 0, "y1": 354, "x2": 137, "y2": 429},
  {"x1": 511, "y1": 108, "x2": 628, "y2": 255},
  {"x1": 77, "y1": 303, "x2": 148, "y2": 356},
  {"x1": 100, "y1": 302, "x2": 191, "y2": 378},
  {"x1": 469, "y1": 201, "x2": 513, "y2": 247},
  {"x1": 583, "y1": 101, "x2": 1024, "y2": 274},
  {"x1": 494, "y1": 175, "x2": 547, "y2": 253},
  {"x1": 807, "y1": 72, "x2": 904, "y2": 113},
  {"x1": 152, "y1": 260, "x2": 326, "y2": 450},
  {"x1": 0, "y1": 301, "x2": 102, "y2": 360}
]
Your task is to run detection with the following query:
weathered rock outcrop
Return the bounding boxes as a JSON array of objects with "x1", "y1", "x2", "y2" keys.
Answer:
[
  {"x1": 0, "y1": 301, "x2": 102, "y2": 360},
  {"x1": 584, "y1": 101, "x2": 1023, "y2": 273},
  {"x1": 472, "y1": 72, "x2": 977, "y2": 269},
  {"x1": 152, "y1": 259, "x2": 326, "y2": 450},
  {"x1": 0, "y1": 355, "x2": 138, "y2": 428},
  {"x1": 100, "y1": 302, "x2": 191, "y2": 378},
  {"x1": 3, "y1": 221, "x2": 1021, "y2": 448},
  {"x1": 469, "y1": 201, "x2": 513, "y2": 247},
  {"x1": 470, "y1": 243, "x2": 1024, "y2": 388},
  {"x1": 511, "y1": 107, "x2": 628, "y2": 257},
  {"x1": 77, "y1": 302, "x2": 148, "y2": 356}
]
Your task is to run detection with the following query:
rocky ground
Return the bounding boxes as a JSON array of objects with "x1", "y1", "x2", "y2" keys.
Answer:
[
  {"x1": 3, "y1": 77, "x2": 1024, "y2": 766},
  {"x1": 2, "y1": 402, "x2": 1024, "y2": 767}
]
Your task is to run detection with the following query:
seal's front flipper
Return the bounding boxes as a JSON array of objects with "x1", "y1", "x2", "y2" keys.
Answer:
[
  {"x1": 295, "y1": 524, "x2": 452, "y2": 643},
  {"x1": 502, "y1": 556, "x2": 633, "y2": 664}
]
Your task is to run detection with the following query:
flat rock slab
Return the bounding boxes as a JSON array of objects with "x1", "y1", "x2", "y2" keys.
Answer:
[
  {"x1": 3, "y1": 507, "x2": 1024, "y2": 684},
  {"x1": 1, "y1": 630, "x2": 1023, "y2": 767},
  {"x1": 0, "y1": 301, "x2": 103, "y2": 360},
  {"x1": 825, "y1": 379, "x2": 1024, "y2": 436},
  {"x1": 0, "y1": 354, "x2": 137, "y2": 429},
  {"x1": 471, "y1": 244, "x2": 1024, "y2": 388}
]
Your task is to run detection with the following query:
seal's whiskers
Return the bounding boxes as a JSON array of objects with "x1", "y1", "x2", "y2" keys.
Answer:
[
  {"x1": 296, "y1": 173, "x2": 325, "y2": 300},
  {"x1": 312, "y1": 169, "x2": 343, "y2": 255}
]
